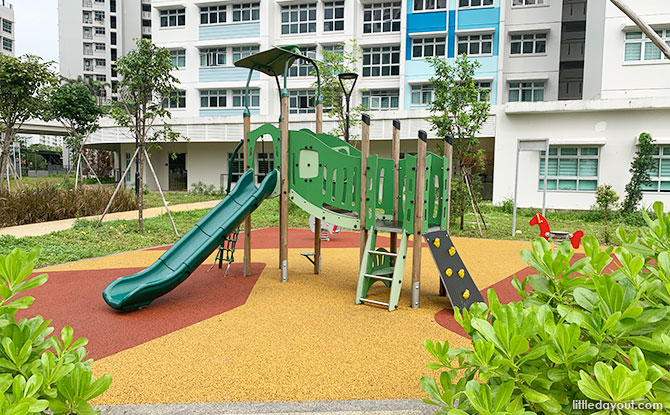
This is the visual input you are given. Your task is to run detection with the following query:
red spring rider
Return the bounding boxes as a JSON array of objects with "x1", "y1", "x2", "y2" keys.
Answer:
[{"x1": 529, "y1": 212, "x2": 584, "y2": 249}]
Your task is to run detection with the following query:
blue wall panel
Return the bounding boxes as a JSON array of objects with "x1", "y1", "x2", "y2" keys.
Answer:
[
  {"x1": 406, "y1": 11, "x2": 447, "y2": 33},
  {"x1": 447, "y1": 10, "x2": 456, "y2": 58},
  {"x1": 199, "y1": 22, "x2": 260, "y2": 40},
  {"x1": 457, "y1": 7, "x2": 499, "y2": 31},
  {"x1": 199, "y1": 67, "x2": 260, "y2": 82}
]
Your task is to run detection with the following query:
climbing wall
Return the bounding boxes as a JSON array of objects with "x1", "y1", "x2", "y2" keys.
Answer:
[{"x1": 423, "y1": 229, "x2": 484, "y2": 310}]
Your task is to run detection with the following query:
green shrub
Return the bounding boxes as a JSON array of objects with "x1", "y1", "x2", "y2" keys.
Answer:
[
  {"x1": 421, "y1": 201, "x2": 670, "y2": 414},
  {"x1": 0, "y1": 248, "x2": 111, "y2": 414},
  {"x1": 500, "y1": 198, "x2": 514, "y2": 215},
  {"x1": 593, "y1": 184, "x2": 620, "y2": 244},
  {"x1": 0, "y1": 183, "x2": 136, "y2": 227},
  {"x1": 190, "y1": 181, "x2": 225, "y2": 196}
]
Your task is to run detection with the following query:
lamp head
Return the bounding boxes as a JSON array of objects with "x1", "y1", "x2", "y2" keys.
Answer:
[{"x1": 337, "y1": 72, "x2": 359, "y2": 96}]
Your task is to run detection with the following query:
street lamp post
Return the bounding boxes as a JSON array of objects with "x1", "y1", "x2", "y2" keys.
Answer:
[{"x1": 337, "y1": 72, "x2": 358, "y2": 143}]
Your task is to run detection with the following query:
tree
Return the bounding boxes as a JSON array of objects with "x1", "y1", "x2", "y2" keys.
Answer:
[
  {"x1": 427, "y1": 55, "x2": 491, "y2": 230},
  {"x1": 622, "y1": 132, "x2": 655, "y2": 214},
  {"x1": 313, "y1": 41, "x2": 366, "y2": 143},
  {"x1": 107, "y1": 38, "x2": 180, "y2": 233},
  {"x1": 48, "y1": 77, "x2": 106, "y2": 187},
  {"x1": 0, "y1": 54, "x2": 57, "y2": 190}
]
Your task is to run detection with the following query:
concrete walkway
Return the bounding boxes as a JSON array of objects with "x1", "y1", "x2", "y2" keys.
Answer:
[
  {"x1": 0, "y1": 200, "x2": 221, "y2": 238},
  {"x1": 98, "y1": 399, "x2": 433, "y2": 415}
]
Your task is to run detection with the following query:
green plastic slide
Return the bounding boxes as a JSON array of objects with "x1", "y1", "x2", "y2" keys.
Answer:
[{"x1": 103, "y1": 169, "x2": 278, "y2": 311}]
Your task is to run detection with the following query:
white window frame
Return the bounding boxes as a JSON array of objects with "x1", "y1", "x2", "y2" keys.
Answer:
[
  {"x1": 363, "y1": 2, "x2": 401, "y2": 34},
  {"x1": 642, "y1": 146, "x2": 670, "y2": 192},
  {"x1": 95, "y1": 42, "x2": 106, "y2": 51},
  {"x1": 164, "y1": 90, "x2": 186, "y2": 109},
  {"x1": 322, "y1": 44, "x2": 344, "y2": 56},
  {"x1": 170, "y1": 50, "x2": 186, "y2": 68},
  {"x1": 323, "y1": 1, "x2": 344, "y2": 32},
  {"x1": 414, "y1": 0, "x2": 447, "y2": 12},
  {"x1": 287, "y1": 46, "x2": 316, "y2": 77},
  {"x1": 508, "y1": 81, "x2": 545, "y2": 102},
  {"x1": 624, "y1": 30, "x2": 670, "y2": 62},
  {"x1": 160, "y1": 8, "x2": 186, "y2": 28},
  {"x1": 512, "y1": 0, "x2": 546, "y2": 6},
  {"x1": 232, "y1": 3, "x2": 260, "y2": 22},
  {"x1": 510, "y1": 33, "x2": 547, "y2": 55},
  {"x1": 475, "y1": 80, "x2": 492, "y2": 102},
  {"x1": 362, "y1": 45, "x2": 401, "y2": 77},
  {"x1": 458, "y1": 0, "x2": 493, "y2": 8},
  {"x1": 411, "y1": 36, "x2": 447, "y2": 59},
  {"x1": 281, "y1": 4, "x2": 317, "y2": 35},
  {"x1": 200, "y1": 48, "x2": 226, "y2": 67},
  {"x1": 94, "y1": 11, "x2": 105, "y2": 22},
  {"x1": 232, "y1": 89, "x2": 260, "y2": 108},
  {"x1": 95, "y1": 58, "x2": 106, "y2": 67},
  {"x1": 457, "y1": 33, "x2": 494, "y2": 56},
  {"x1": 95, "y1": 74, "x2": 106, "y2": 82},
  {"x1": 289, "y1": 89, "x2": 315, "y2": 114},
  {"x1": 362, "y1": 89, "x2": 399, "y2": 111},
  {"x1": 232, "y1": 46, "x2": 259, "y2": 63},
  {"x1": 410, "y1": 84, "x2": 433, "y2": 106},
  {"x1": 2, "y1": 38, "x2": 11, "y2": 52},
  {"x1": 200, "y1": 5, "x2": 226, "y2": 25},
  {"x1": 200, "y1": 90, "x2": 227, "y2": 108},
  {"x1": 94, "y1": 26, "x2": 106, "y2": 36},
  {"x1": 538, "y1": 147, "x2": 599, "y2": 192},
  {"x1": 2, "y1": 19, "x2": 11, "y2": 34}
]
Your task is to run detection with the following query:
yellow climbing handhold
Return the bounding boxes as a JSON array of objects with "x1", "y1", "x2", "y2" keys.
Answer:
[
  {"x1": 449, "y1": 247, "x2": 456, "y2": 256},
  {"x1": 458, "y1": 269, "x2": 465, "y2": 278},
  {"x1": 463, "y1": 289, "x2": 470, "y2": 300},
  {"x1": 433, "y1": 238, "x2": 440, "y2": 248},
  {"x1": 445, "y1": 268, "x2": 453, "y2": 277}
]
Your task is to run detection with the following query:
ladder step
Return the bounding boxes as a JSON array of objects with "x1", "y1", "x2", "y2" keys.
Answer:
[
  {"x1": 368, "y1": 250, "x2": 398, "y2": 257},
  {"x1": 364, "y1": 274, "x2": 393, "y2": 281},
  {"x1": 359, "y1": 298, "x2": 390, "y2": 307}
]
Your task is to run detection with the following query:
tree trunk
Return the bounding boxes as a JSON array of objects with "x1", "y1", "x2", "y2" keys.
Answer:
[
  {"x1": 0, "y1": 126, "x2": 14, "y2": 189},
  {"x1": 138, "y1": 144, "x2": 144, "y2": 232}
]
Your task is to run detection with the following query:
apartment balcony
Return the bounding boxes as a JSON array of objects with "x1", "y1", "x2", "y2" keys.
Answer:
[
  {"x1": 83, "y1": 18, "x2": 93, "y2": 24},
  {"x1": 83, "y1": 32, "x2": 93, "y2": 40},
  {"x1": 558, "y1": 80, "x2": 583, "y2": 100},
  {"x1": 82, "y1": 0, "x2": 92, "y2": 7},
  {"x1": 142, "y1": 26, "x2": 151, "y2": 35},
  {"x1": 83, "y1": 49, "x2": 94, "y2": 56},
  {"x1": 141, "y1": 0, "x2": 151, "y2": 4},
  {"x1": 560, "y1": 39, "x2": 584, "y2": 62},
  {"x1": 562, "y1": 0, "x2": 587, "y2": 22}
]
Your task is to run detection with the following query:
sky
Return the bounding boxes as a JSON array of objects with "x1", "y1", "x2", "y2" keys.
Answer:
[{"x1": 13, "y1": 0, "x2": 59, "y2": 69}]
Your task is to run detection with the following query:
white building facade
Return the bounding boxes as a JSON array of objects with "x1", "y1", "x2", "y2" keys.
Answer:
[
  {"x1": 58, "y1": 0, "x2": 152, "y2": 93},
  {"x1": 0, "y1": 0, "x2": 14, "y2": 57},
  {"x1": 89, "y1": 0, "x2": 670, "y2": 211}
]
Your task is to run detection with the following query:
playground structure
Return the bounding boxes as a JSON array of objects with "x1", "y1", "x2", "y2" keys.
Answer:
[
  {"x1": 103, "y1": 46, "x2": 483, "y2": 312},
  {"x1": 530, "y1": 212, "x2": 584, "y2": 249}
]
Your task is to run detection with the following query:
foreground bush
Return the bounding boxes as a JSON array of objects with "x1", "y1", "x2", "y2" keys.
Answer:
[
  {"x1": 0, "y1": 248, "x2": 111, "y2": 414},
  {"x1": 0, "y1": 183, "x2": 136, "y2": 227},
  {"x1": 421, "y1": 201, "x2": 670, "y2": 414}
]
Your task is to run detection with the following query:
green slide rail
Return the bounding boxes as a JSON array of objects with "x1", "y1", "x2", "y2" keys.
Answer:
[{"x1": 103, "y1": 168, "x2": 278, "y2": 311}]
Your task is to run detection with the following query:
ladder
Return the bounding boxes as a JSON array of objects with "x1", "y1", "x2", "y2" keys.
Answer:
[{"x1": 356, "y1": 226, "x2": 409, "y2": 311}]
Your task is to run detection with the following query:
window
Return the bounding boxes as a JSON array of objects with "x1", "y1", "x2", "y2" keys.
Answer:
[
  {"x1": 2, "y1": 19, "x2": 11, "y2": 34},
  {"x1": 363, "y1": 2, "x2": 401, "y2": 33},
  {"x1": 160, "y1": 9, "x2": 186, "y2": 27},
  {"x1": 110, "y1": 0, "x2": 116, "y2": 12},
  {"x1": 111, "y1": 48, "x2": 117, "y2": 60},
  {"x1": 362, "y1": 46, "x2": 400, "y2": 77},
  {"x1": 642, "y1": 146, "x2": 670, "y2": 192},
  {"x1": 95, "y1": 0, "x2": 104, "y2": 3},
  {"x1": 257, "y1": 152, "x2": 275, "y2": 182},
  {"x1": 539, "y1": 147, "x2": 599, "y2": 191},
  {"x1": 289, "y1": 90, "x2": 315, "y2": 113},
  {"x1": 288, "y1": 46, "x2": 316, "y2": 77},
  {"x1": 410, "y1": 84, "x2": 433, "y2": 105},
  {"x1": 232, "y1": 46, "x2": 259, "y2": 62},
  {"x1": 457, "y1": 34, "x2": 493, "y2": 56},
  {"x1": 232, "y1": 89, "x2": 260, "y2": 108},
  {"x1": 324, "y1": 1, "x2": 344, "y2": 32},
  {"x1": 200, "y1": 6, "x2": 226, "y2": 25},
  {"x1": 508, "y1": 81, "x2": 544, "y2": 102},
  {"x1": 143, "y1": 4, "x2": 150, "y2": 11},
  {"x1": 233, "y1": 3, "x2": 260, "y2": 22},
  {"x1": 83, "y1": 11, "x2": 92, "y2": 24},
  {"x1": 94, "y1": 11, "x2": 105, "y2": 22},
  {"x1": 95, "y1": 27, "x2": 106, "y2": 36},
  {"x1": 513, "y1": 0, "x2": 546, "y2": 6},
  {"x1": 458, "y1": 0, "x2": 493, "y2": 7},
  {"x1": 228, "y1": 152, "x2": 244, "y2": 182},
  {"x1": 363, "y1": 89, "x2": 399, "y2": 111},
  {"x1": 200, "y1": 90, "x2": 227, "y2": 108},
  {"x1": 281, "y1": 4, "x2": 316, "y2": 35},
  {"x1": 475, "y1": 81, "x2": 492, "y2": 102},
  {"x1": 323, "y1": 44, "x2": 344, "y2": 56},
  {"x1": 511, "y1": 33, "x2": 547, "y2": 55},
  {"x1": 95, "y1": 74, "x2": 106, "y2": 82},
  {"x1": 412, "y1": 37, "x2": 446, "y2": 58},
  {"x1": 95, "y1": 59, "x2": 106, "y2": 67},
  {"x1": 83, "y1": 43, "x2": 93, "y2": 55},
  {"x1": 111, "y1": 32, "x2": 117, "y2": 45},
  {"x1": 95, "y1": 43, "x2": 106, "y2": 51},
  {"x1": 171, "y1": 50, "x2": 186, "y2": 68},
  {"x1": 111, "y1": 15, "x2": 116, "y2": 28},
  {"x1": 414, "y1": 0, "x2": 447, "y2": 11},
  {"x1": 624, "y1": 30, "x2": 670, "y2": 62},
  {"x1": 200, "y1": 48, "x2": 226, "y2": 67},
  {"x1": 164, "y1": 90, "x2": 186, "y2": 109},
  {"x1": 84, "y1": 59, "x2": 93, "y2": 71},
  {"x1": 82, "y1": 0, "x2": 92, "y2": 7}
]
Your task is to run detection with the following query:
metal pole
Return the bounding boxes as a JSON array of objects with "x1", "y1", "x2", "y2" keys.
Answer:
[
  {"x1": 412, "y1": 130, "x2": 427, "y2": 309},
  {"x1": 512, "y1": 140, "x2": 520, "y2": 237},
  {"x1": 359, "y1": 114, "x2": 370, "y2": 262},
  {"x1": 280, "y1": 90, "x2": 289, "y2": 283},
  {"x1": 313, "y1": 102, "x2": 323, "y2": 274},
  {"x1": 243, "y1": 114, "x2": 252, "y2": 277},
  {"x1": 345, "y1": 96, "x2": 350, "y2": 143},
  {"x1": 542, "y1": 140, "x2": 549, "y2": 216}
]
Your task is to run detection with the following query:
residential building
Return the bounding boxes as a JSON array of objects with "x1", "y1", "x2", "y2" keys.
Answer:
[
  {"x1": 58, "y1": 0, "x2": 152, "y2": 98},
  {"x1": 0, "y1": 0, "x2": 14, "y2": 57},
  {"x1": 88, "y1": 0, "x2": 670, "y2": 212}
]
